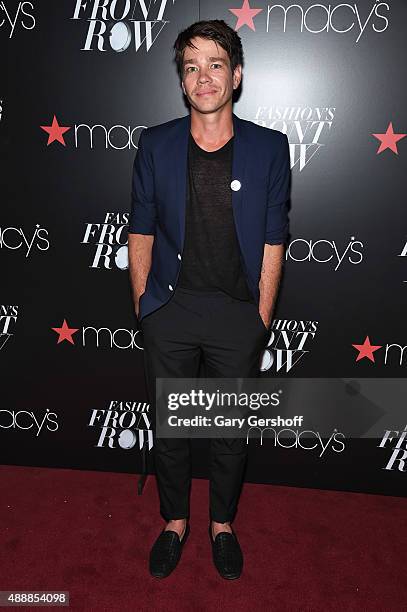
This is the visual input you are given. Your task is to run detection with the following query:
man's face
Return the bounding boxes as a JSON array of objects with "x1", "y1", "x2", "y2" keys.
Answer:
[{"x1": 181, "y1": 36, "x2": 241, "y2": 114}]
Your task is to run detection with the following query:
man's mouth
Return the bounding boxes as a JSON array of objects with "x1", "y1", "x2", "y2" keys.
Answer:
[{"x1": 196, "y1": 90, "x2": 217, "y2": 96}]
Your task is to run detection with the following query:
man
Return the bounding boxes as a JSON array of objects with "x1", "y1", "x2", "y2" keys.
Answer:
[{"x1": 128, "y1": 19, "x2": 290, "y2": 580}]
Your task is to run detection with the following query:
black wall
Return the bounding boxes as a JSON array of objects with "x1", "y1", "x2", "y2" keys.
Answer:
[{"x1": 1, "y1": 0, "x2": 406, "y2": 496}]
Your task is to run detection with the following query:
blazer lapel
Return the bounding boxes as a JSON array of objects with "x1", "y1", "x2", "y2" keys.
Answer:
[
  {"x1": 231, "y1": 112, "x2": 248, "y2": 250},
  {"x1": 174, "y1": 114, "x2": 190, "y2": 247}
]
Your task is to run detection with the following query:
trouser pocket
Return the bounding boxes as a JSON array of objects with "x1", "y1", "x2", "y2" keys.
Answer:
[{"x1": 248, "y1": 301, "x2": 269, "y2": 334}]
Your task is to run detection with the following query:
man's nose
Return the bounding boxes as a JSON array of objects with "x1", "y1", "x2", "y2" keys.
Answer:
[{"x1": 197, "y1": 67, "x2": 211, "y2": 83}]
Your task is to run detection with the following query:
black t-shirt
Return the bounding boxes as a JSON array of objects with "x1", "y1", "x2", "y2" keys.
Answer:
[{"x1": 177, "y1": 132, "x2": 253, "y2": 301}]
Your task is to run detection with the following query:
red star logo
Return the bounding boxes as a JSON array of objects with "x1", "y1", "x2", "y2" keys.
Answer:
[
  {"x1": 40, "y1": 115, "x2": 71, "y2": 146},
  {"x1": 51, "y1": 319, "x2": 79, "y2": 345},
  {"x1": 229, "y1": 0, "x2": 263, "y2": 31},
  {"x1": 372, "y1": 122, "x2": 406, "y2": 155},
  {"x1": 352, "y1": 336, "x2": 382, "y2": 363}
]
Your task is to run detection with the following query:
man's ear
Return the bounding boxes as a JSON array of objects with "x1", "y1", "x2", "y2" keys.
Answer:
[
  {"x1": 233, "y1": 64, "x2": 242, "y2": 90},
  {"x1": 181, "y1": 81, "x2": 186, "y2": 95}
]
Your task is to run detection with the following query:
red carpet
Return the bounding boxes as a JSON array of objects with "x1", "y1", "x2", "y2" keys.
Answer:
[{"x1": 1, "y1": 465, "x2": 406, "y2": 611}]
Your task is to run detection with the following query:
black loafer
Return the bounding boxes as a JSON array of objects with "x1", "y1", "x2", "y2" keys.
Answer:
[
  {"x1": 149, "y1": 523, "x2": 190, "y2": 578},
  {"x1": 209, "y1": 525, "x2": 243, "y2": 580}
]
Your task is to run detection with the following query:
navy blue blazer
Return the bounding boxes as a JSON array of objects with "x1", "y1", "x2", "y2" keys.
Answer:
[{"x1": 129, "y1": 112, "x2": 290, "y2": 323}]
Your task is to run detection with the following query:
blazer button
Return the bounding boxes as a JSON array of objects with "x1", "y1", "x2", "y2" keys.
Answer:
[
  {"x1": 168, "y1": 284, "x2": 173, "y2": 291},
  {"x1": 230, "y1": 179, "x2": 241, "y2": 191},
  {"x1": 177, "y1": 253, "x2": 182, "y2": 260}
]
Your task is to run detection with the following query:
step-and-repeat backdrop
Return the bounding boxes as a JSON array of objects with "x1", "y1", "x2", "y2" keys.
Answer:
[{"x1": 1, "y1": 0, "x2": 406, "y2": 496}]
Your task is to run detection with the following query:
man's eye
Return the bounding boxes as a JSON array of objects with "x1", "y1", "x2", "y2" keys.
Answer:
[
  {"x1": 186, "y1": 66, "x2": 197, "y2": 72},
  {"x1": 211, "y1": 63, "x2": 222, "y2": 69}
]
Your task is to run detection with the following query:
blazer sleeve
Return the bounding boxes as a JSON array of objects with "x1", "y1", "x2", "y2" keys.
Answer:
[
  {"x1": 265, "y1": 133, "x2": 290, "y2": 245},
  {"x1": 128, "y1": 128, "x2": 157, "y2": 235}
]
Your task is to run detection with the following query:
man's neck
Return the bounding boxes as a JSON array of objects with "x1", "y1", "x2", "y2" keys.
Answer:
[{"x1": 190, "y1": 105, "x2": 234, "y2": 151}]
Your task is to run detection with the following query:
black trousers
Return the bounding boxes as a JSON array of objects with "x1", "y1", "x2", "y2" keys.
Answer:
[{"x1": 141, "y1": 285, "x2": 269, "y2": 523}]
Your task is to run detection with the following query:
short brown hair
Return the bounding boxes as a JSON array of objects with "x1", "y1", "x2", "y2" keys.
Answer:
[{"x1": 173, "y1": 19, "x2": 244, "y2": 79}]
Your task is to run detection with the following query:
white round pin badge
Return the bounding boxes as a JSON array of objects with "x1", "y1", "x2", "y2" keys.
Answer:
[{"x1": 230, "y1": 179, "x2": 241, "y2": 191}]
